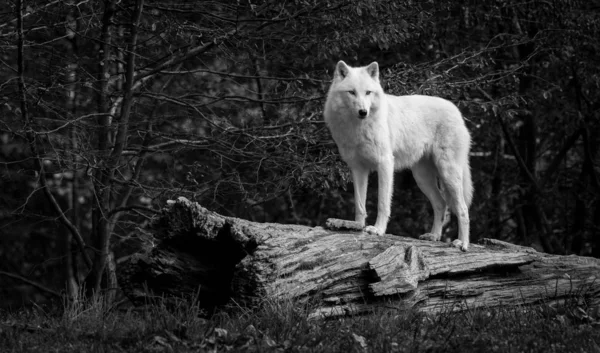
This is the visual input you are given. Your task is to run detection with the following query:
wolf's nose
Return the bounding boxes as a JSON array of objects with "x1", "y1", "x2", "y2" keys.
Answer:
[{"x1": 358, "y1": 109, "x2": 368, "y2": 118}]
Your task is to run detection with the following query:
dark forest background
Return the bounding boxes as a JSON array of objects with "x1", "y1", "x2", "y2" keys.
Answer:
[{"x1": 0, "y1": 0, "x2": 599, "y2": 308}]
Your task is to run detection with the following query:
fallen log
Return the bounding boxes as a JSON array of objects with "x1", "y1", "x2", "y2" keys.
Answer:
[{"x1": 118, "y1": 197, "x2": 600, "y2": 318}]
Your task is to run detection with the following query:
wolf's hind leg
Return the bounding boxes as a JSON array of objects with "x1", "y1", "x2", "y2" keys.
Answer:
[
  {"x1": 412, "y1": 158, "x2": 448, "y2": 242},
  {"x1": 437, "y1": 160, "x2": 470, "y2": 251}
]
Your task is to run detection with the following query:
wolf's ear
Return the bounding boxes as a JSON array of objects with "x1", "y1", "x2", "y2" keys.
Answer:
[
  {"x1": 335, "y1": 61, "x2": 350, "y2": 79},
  {"x1": 366, "y1": 62, "x2": 379, "y2": 81}
]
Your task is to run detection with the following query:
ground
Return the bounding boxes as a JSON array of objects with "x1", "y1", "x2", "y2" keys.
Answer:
[{"x1": 1, "y1": 296, "x2": 599, "y2": 353}]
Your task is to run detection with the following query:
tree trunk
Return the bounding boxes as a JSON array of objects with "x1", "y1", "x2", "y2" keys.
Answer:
[
  {"x1": 118, "y1": 198, "x2": 600, "y2": 318},
  {"x1": 65, "y1": 0, "x2": 80, "y2": 301},
  {"x1": 87, "y1": 0, "x2": 116, "y2": 298}
]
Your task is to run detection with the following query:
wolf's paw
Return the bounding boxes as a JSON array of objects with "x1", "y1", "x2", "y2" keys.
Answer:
[
  {"x1": 364, "y1": 225, "x2": 383, "y2": 236},
  {"x1": 451, "y1": 239, "x2": 469, "y2": 252},
  {"x1": 418, "y1": 233, "x2": 440, "y2": 242}
]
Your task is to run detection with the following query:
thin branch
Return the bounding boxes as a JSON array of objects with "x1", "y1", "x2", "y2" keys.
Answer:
[
  {"x1": 134, "y1": 29, "x2": 236, "y2": 83},
  {"x1": 34, "y1": 113, "x2": 112, "y2": 135},
  {"x1": 244, "y1": 118, "x2": 325, "y2": 131},
  {"x1": 144, "y1": 4, "x2": 237, "y2": 23},
  {"x1": 159, "y1": 67, "x2": 326, "y2": 83},
  {"x1": 0, "y1": 0, "x2": 62, "y2": 30},
  {"x1": 109, "y1": 74, "x2": 153, "y2": 118},
  {"x1": 12, "y1": 185, "x2": 42, "y2": 215},
  {"x1": 539, "y1": 128, "x2": 583, "y2": 188},
  {"x1": 0, "y1": 271, "x2": 62, "y2": 299},
  {"x1": 477, "y1": 86, "x2": 541, "y2": 193},
  {"x1": 121, "y1": 138, "x2": 208, "y2": 155},
  {"x1": 137, "y1": 92, "x2": 224, "y2": 130},
  {"x1": 106, "y1": 205, "x2": 160, "y2": 219},
  {"x1": 141, "y1": 91, "x2": 323, "y2": 105}
]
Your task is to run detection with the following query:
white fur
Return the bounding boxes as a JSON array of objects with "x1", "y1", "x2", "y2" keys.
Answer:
[{"x1": 324, "y1": 61, "x2": 473, "y2": 251}]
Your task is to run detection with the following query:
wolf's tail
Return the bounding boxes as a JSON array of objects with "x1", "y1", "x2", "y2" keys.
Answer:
[{"x1": 463, "y1": 160, "x2": 474, "y2": 207}]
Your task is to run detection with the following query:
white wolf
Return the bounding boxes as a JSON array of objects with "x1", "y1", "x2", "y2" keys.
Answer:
[{"x1": 324, "y1": 61, "x2": 473, "y2": 251}]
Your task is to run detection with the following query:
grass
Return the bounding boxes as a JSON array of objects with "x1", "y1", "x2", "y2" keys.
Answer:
[{"x1": 1, "y1": 294, "x2": 599, "y2": 353}]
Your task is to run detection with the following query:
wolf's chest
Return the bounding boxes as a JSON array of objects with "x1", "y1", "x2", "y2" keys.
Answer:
[{"x1": 332, "y1": 124, "x2": 390, "y2": 166}]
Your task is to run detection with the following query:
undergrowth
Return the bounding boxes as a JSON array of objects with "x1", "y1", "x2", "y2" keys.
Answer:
[{"x1": 0, "y1": 293, "x2": 599, "y2": 352}]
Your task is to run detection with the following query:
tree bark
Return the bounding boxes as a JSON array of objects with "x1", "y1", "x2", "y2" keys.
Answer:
[
  {"x1": 65, "y1": 0, "x2": 81, "y2": 301},
  {"x1": 118, "y1": 197, "x2": 600, "y2": 318},
  {"x1": 87, "y1": 0, "x2": 144, "y2": 298},
  {"x1": 87, "y1": 0, "x2": 117, "y2": 298}
]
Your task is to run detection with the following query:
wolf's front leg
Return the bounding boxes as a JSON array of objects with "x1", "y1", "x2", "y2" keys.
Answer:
[
  {"x1": 365, "y1": 160, "x2": 394, "y2": 236},
  {"x1": 351, "y1": 165, "x2": 369, "y2": 227},
  {"x1": 323, "y1": 164, "x2": 368, "y2": 232}
]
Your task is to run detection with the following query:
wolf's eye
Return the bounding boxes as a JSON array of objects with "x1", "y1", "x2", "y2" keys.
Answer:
[
  {"x1": 348, "y1": 90, "x2": 356, "y2": 96},
  {"x1": 366, "y1": 90, "x2": 372, "y2": 95}
]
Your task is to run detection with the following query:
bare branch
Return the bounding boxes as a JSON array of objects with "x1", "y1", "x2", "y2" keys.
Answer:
[
  {"x1": 109, "y1": 74, "x2": 154, "y2": 119},
  {"x1": 34, "y1": 113, "x2": 112, "y2": 135},
  {"x1": 0, "y1": 271, "x2": 62, "y2": 299},
  {"x1": 106, "y1": 205, "x2": 160, "y2": 219},
  {"x1": 145, "y1": 4, "x2": 237, "y2": 23},
  {"x1": 141, "y1": 91, "x2": 323, "y2": 106},
  {"x1": 120, "y1": 138, "x2": 209, "y2": 156},
  {"x1": 134, "y1": 29, "x2": 236, "y2": 83},
  {"x1": 539, "y1": 128, "x2": 583, "y2": 188},
  {"x1": 159, "y1": 67, "x2": 326, "y2": 83},
  {"x1": 0, "y1": 0, "x2": 62, "y2": 30},
  {"x1": 477, "y1": 86, "x2": 541, "y2": 193}
]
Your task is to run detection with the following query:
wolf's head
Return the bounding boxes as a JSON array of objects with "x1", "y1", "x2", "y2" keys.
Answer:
[{"x1": 328, "y1": 61, "x2": 383, "y2": 120}]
